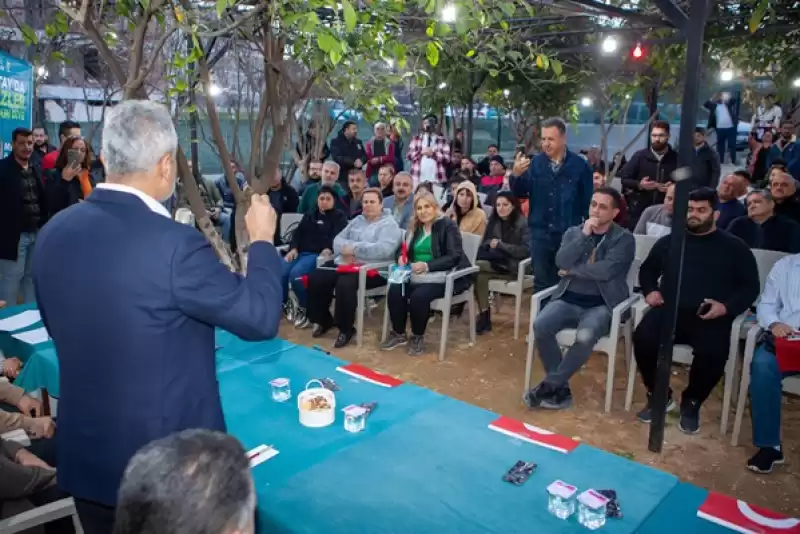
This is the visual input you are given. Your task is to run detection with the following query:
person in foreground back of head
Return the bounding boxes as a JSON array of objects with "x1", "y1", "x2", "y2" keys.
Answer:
[
  {"x1": 632, "y1": 187, "x2": 759, "y2": 435},
  {"x1": 32, "y1": 100, "x2": 283, "y2": 533},
  {"x1": 114, "y1": 430, "x2": 255, "y2": 534}
]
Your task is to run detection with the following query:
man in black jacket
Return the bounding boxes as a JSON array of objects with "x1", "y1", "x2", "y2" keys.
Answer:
[
  {"x1": 691, "y1": 127, "x2": 721, "y2": 189},
  {"x1": 728, "y1": 189, "x2": 800, "y2": 253},
  {"x1": 330, "y1": 121, "x2": 366, "y2": 188},
  {"x1": 618, "y1": 120, "x2": 680, "y2": 230},
  {"x1": 633, "y1": 187, "x2": 760, "y2": 435},
  {"x1": 0, "y1": 128, "x2": 48, "y2": 306},
  {"x1": 266, "y1": 169, "x2": 300, "y2": 245},
  {"x1": 769, "y1": 171, "x2": 800, "y2": 224}
]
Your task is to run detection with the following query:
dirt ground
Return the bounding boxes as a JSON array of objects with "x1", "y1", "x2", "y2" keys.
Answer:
[{"x1": 279, "y1": 299, "x2": 800, "y2": 516}]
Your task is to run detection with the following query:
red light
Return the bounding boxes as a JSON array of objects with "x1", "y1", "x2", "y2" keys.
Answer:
[{"x1": 632, "y1": 44, "x2": 643, "y2": 59}]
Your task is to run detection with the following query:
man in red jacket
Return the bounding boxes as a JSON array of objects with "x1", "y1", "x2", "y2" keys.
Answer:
[
  {"x1": 365, "y1": 122, "x2": 396, "y2": 184},
  {"x1": 40, "y1": 120, "x2": 81, "y2": 171}
]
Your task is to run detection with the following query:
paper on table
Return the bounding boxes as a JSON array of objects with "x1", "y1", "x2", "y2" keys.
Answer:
[
  {"x1": 0, "y1": 310, "x2": 42, "y2": 332},
  {"x1": 12, "y1": 327, "x2": 50, "y2": 345}
]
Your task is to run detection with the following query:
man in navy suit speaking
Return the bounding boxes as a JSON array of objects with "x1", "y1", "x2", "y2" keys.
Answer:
[{"x1": 32, "y1": 100, "x2": 283, "y2": 533}]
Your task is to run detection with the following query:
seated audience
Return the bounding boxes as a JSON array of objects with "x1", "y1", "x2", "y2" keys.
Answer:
[
  {"x1": 746, "y1": 253, "x2": 799, "y2": 474},
  {"x1": 446, "y1": 180, "x2": 487, "y2": 236},
  {"x1": 306, "y1": 188, "x2": 402, "y2": 348},
  {"x1": 373, "y1": 164, "x2": 396, "y2": 198},
  {"x1": 1, "y1": 379, "x2": 55, "y2": 439},
  {"x1": 381, "y1": 192, "x2": 471, "y2": 355},
  {"x1": 767, "y1": 120, "x2": 799, "y2": 179},
  {"x1": 634, "y1": 182, "x2": 674, "y2": 236},
  {"x1": 769, "y1": 171, "x2": 800, "y2": 224},
  {"x1": 298, "y1": 161, "x2": 346, "y2": 214},
  {"x1": 477, "y1": 144, "x2": 499, "y2": 176},
  {"x1": 441, "y1": 173, "x2": 467, "y2": 211},
  {"x1": 365, "y1": 122, "x2": 396, "y2": 184},
  {"x1": 46, "y1": 136, "x2": 100, "y2": 216},
  {"x1": 593, "y1": 170, "x2": 628, "y2": 227},
  {"x1": 459, "y1": 156, "x2": 481, "y2": 187},
  {"x1": 479, "y1": 155, "x2": 506, "y2": 206},
  {"x1": 383, "y1": 171, "x2": 414, "y2": 230},
  {"x1": 415, "y1": 181, "x2": 434, "y2": 197},
  {"x1": 525, "y1": 187, "x2": 634, "y2": 410},
  {"x1": 282, "y1": 186, "x2": 348, "y2": 328},
  {"x1": 716, "y1": 172, "x2": 749, "y2": 230},
  {"x1": 297, "y1": 159, "x2": 324, "y2": 197},
  {"x1": 728, "y1": 189, "x2": 800, "y2": 253},
  {"x1": 473, "y1": 192, "x2": 530, "y2": 334},
  {"x1": 447, "y1": 147, "x2": 463, "y2": 180},
  {"x1": 216, "y1": 160, "x2": 246, "y2": 210},
  {"x1": 0, "y1": 437, "x2": 67, "y2": 533},
  {"x1": 265, "y1": 168, "x2": 299, "y2": 245},
  {"x1": 633, "y1": 187, "x2": 759, "y2": 433},
  {"x1": 344, "y1": 169, "x2": 367, "y2": 219},
  {"x1": 114, "y1": 429, "x2": 255, "y2": 534}
]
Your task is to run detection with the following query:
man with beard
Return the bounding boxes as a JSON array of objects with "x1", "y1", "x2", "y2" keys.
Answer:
[
  {"x1": 30, "y1": 126, "x2": 56, "y2": 169},
  {"x1": 632, "y1": 187, "x2": 759, "y2": 435},
  {"x1": 330, "y1": 121, "x2": 366, "y2": 187},
  {"x1": 691, "y1": 127, "x2": 721, "y2": 189},
  {"x1": 365, "y1": 122, "x2": 396, "y2": 183},
  {"x1": 617, "y1": 120, "x2": 679, "y2": 230},
  {"x1": 407, "y1": 114, "x2": 450, "y2": 185},
  {"x1": 767, "y1": 121, "x2": 799, "y2": 180},
  {"x1": 298, "y1": 161, "x2": 347, "y2": 214},
  {"x1": 0, "y1": 128, "x2": 48, "y2": 305}
]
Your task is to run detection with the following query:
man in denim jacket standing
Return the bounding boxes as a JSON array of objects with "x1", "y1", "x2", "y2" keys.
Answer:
[
  {"x1": 510, "y1": 117, "x2": 593, "y2": 292},
  {"x1": 526, "y1": 187, "x2": 635, "y2": 409}
]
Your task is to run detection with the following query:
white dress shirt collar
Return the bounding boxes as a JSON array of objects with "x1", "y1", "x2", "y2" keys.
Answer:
[{"x1": 95, "y1": 182, "x2": 171, "y2": 218}]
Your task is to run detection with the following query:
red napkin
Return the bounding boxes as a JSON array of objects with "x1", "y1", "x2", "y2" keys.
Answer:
[
  {"x1": 488, "y1": 416, "x2": 579, "y2": 454},
  {"x1": 775, "y1": 336, "x2": 800, "y2": 374},
  {"x1": 336, "y1": 363, "x2": 404, "y2": 388},
  {"x1": 336, "y1": 264, "x2": 380, "y2": 277},
  {"x1": 697, "y1": 491, "x2": 800, "y2": 533}
]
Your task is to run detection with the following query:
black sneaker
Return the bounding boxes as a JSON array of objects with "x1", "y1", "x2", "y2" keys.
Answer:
[
  {"x1": 407, "y1": 335, "x2": 425, "y2": 356},
  {"x1": 333, "y1": 329, "x2": 355, "y2": 349},
  {"x1": 312, "y1": 324, "x2": 331, "y2": 338},
  {"x1": 678, "y1": 398, "x2": 701, "y2": 434},
  {"x1": 636, "y1": 394, "x2": 677, "y2": 423},
  {"x1": 540, "y1": 385, "x2": 573, "y2": 410},
  {"x1": 523, "y1": 382, "x2": 556, "y2": 409},
  {"x1": 747, "y1": 447, "x2": 785, "y2": 474},
  {"x1": 380, "y1": 331, "x2": 407, "y2": 351},
  {"x1": 476, "y1": 310, "x2": 492, "y2": 335}
]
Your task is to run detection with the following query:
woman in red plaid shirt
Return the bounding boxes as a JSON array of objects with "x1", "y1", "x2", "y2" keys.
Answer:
[{"x1": 407, "y1": 115, "x2": 451, "y2": 186}]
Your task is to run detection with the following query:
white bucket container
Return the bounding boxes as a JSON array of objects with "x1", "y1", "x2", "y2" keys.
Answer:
[{"x1": 297, "y1": 379, "x2": 336, "y2": 428}]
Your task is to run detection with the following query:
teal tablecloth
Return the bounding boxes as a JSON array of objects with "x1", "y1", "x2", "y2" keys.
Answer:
[
  {"x1": 638, "y1": 483, "x2": 737, "y2": 533},
  {"x1": 0, "y1": 303, "x2": 60, "y2": 395}
]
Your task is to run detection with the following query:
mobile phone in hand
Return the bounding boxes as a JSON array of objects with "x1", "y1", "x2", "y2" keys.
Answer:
[
  {"x1": 67, "y1": 149, "x2": 81, "y2": 166},
  {"x1": 697, "y1": 302, "x2": 712, "y2": 316}
]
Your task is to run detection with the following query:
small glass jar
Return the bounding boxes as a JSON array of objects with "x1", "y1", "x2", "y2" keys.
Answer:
[
  {"x1": 546, "y1": 480, "x2": 577, "y2": 520},
  {"x1": 270, "y1": 378, "x2": 291, "y2": 402},
  {"x1": 343, "y1": 405, "x2": 367, "y2": 433},
  {"x1": 577, "y1": 489, "x2": 609, "y2": 530}
]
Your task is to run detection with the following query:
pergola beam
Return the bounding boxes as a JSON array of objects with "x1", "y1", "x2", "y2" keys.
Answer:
[{"x1": 650, "y1": 0, "x2": 689, "y2": 31}]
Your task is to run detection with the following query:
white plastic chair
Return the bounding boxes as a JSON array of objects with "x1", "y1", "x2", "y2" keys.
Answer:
[
  {"x1": 610, "y1": 178, "x2": 623, "y2": 192},
  {"x1": 488, "y1": 257, "x2": 533, "y2": 339},
  {"x1": 633, "y1": 234, "x2": 659, "y2": 261},
  {"x1": 432, "y1": 184, "x2": 446, "y2": 203},
  {"x1": 0, "y1": 498, "x2": 83, "y2": 534},
  {"x1": 280, "y1": 213, "x2": 303, "y2": 242},
  {"x1": 523, "y1": 259, "x2": 642, "y2": 413},
  {"x1": 477, "y1": 192, "x2": 488, "y2": 205},
  {"x1": 382, "y1": 232, "x2": 481, "y2": 360},
  {"x1": 730, "y1": 325, "x2": 800, "y2": 446}
]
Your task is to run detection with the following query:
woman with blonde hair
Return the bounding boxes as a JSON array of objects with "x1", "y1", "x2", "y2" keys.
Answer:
[
  {"x1": 446, "y1": 180, "x2": 487, "y2": 236},
  {"x1": 381, "y1": 191, "x2": 471, "y2": 356}
]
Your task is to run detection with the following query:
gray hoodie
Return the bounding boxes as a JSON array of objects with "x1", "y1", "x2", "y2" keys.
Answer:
[{"x1": 333, "y1": 211, "x2": 403, "y2": 264}]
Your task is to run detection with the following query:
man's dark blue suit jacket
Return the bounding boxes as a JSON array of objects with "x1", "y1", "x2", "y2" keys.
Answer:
[{"x1": 32, "y1": 187, "x2": 283, "y2": 506}]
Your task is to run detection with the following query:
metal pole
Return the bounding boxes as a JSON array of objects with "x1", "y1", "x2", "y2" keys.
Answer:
[
  {"x1": 496, "y1": 113, "x2": 502, "y2": 149},
  {"x1": 466, "y1": 97, "x2": 474, "y2": 157},
  {"x1": 646, "y1": 84, "x2": 659, "y2": 149},
  {"x1": 648, "y1": 0, "x2": 709, "y2": 453}
]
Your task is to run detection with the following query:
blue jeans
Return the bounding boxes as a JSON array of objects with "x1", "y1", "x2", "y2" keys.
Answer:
[
  {"x1": 533, "y1": 299, "x2": 612, "y2": 387},
  {"x1": 750, "y1": 343, "x2": 798, "y2": 448},
  {"x1": 0, "y1": 232, "x2": 37, "y2": 305},
  {"x1": 282, "y1": 253, "x2": 319, "y2": 306},
  {"x1": 218, "y1": 208, "x2": 232, "y2": 243},
  {"x1": 715, "y1": 126, "x2": 737, "y2": 165},
  {"x1": 531, "y1": 236, "x2": 561, "y2": 293}
]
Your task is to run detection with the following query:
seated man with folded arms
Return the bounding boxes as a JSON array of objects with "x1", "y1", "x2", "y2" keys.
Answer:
[
  {"x1": 633, "y1": 187, "x2": 760, "y2": 434},
  {"x1": 746, "y1": 253, "x2": 800, "y2": 474},
  {"x1": 525, "y1": 187, "x2": 634, "y2": 410},
  {"x1": 727, "y1": 189, "x2": 800, "y2": 253}
]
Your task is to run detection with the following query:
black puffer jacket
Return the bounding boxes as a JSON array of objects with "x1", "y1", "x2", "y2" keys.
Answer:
[
  {"x1": 290, "y1": 207, "x2": 348, "y2": 255},
  {"x1": 480, "y1": 213, "x2": 531, "y2": 273},
  {"x1": 45, "y1": 166, "x2": 101, "y2": 216},
  {"x1": 618, "y1": 146, "x2": 680, "y2": 226},
  {"x1": 330, "y1": 130, "x2": 367, "y2": 184},
  {"x1": 400, "y1": 216, "x2": 471, "y2": 272}
]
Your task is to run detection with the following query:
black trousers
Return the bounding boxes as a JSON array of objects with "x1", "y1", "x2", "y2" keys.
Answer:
[
  {"x1": 633, "y1": 306, "x2": 733, "y2": 405},
  {"x1": 387, "y1": 282, "x2": 446, "y2": 336},
  {"x1": 305, "y1": 266, "x2": 385, "y2": 333},
  {"x1": 74, "y1": 498, "x2": 115, "y2": 534}
]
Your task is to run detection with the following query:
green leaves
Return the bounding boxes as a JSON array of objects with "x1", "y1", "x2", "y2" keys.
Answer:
[
  {"x1": 20, "y1": 24, "x2": 38, "y2": 46},
  {"x1": 426, "y1": 41, "x2": 439, "y2": 66},
  {"x1": 749, "y1": 0, "x2": 769, "y2": 33},
  {"x1": 550, "y1": 59, "x2": 563, "y2": 76},
  {"x1": 215, "y1": 0, "x2": 230, "y2": 18},
  {"x1": 317, "y1": 33, "x2": 338, "y2": 54},
  {"x1": 302, "y1": 12, "x2": 319, "y2": 33},
  {"x1": 342, "y1": 0, "x2": 357, "y2": 32}
]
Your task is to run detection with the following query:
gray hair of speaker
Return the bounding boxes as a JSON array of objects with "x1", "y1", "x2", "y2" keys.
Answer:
[
  {"x1": 114, "y1": 429, "x2": 255, "y2": 534},
  {"x1": 322, "y1": 160, "x2": 340, "y2": 173},
  {"x1": 102, "y1": 100, "x2": 178, "y2": 177},
  {"x1": 541, "y1": 117, "x2": 567, "y2": 136}
]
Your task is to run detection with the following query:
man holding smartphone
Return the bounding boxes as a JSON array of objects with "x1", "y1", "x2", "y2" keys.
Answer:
[{"x1": 632, "y1": 187, "x2": 760, "y2": 434}]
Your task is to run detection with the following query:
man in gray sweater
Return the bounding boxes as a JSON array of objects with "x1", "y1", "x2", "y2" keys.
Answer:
[
  {"x1": 634, "y1": 182, "x2": 674, "y2": 236},
  {"x1": 526, "y1": 186, "x2": 635, "y2": 409}
]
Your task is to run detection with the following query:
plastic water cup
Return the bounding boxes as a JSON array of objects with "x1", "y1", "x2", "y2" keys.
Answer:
[
  {"x1": 577, "y1": 489, "x2": 609, "y2": 530},
  {"x1": 343, "y1": 405, "x2": 367, "y2": 433},
  {"x1": 270, "y1": 378, "x2": 291, "y2": 402},
  {"x1": 547, "y1": 480, "x2": 577, "y2": 519}
]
